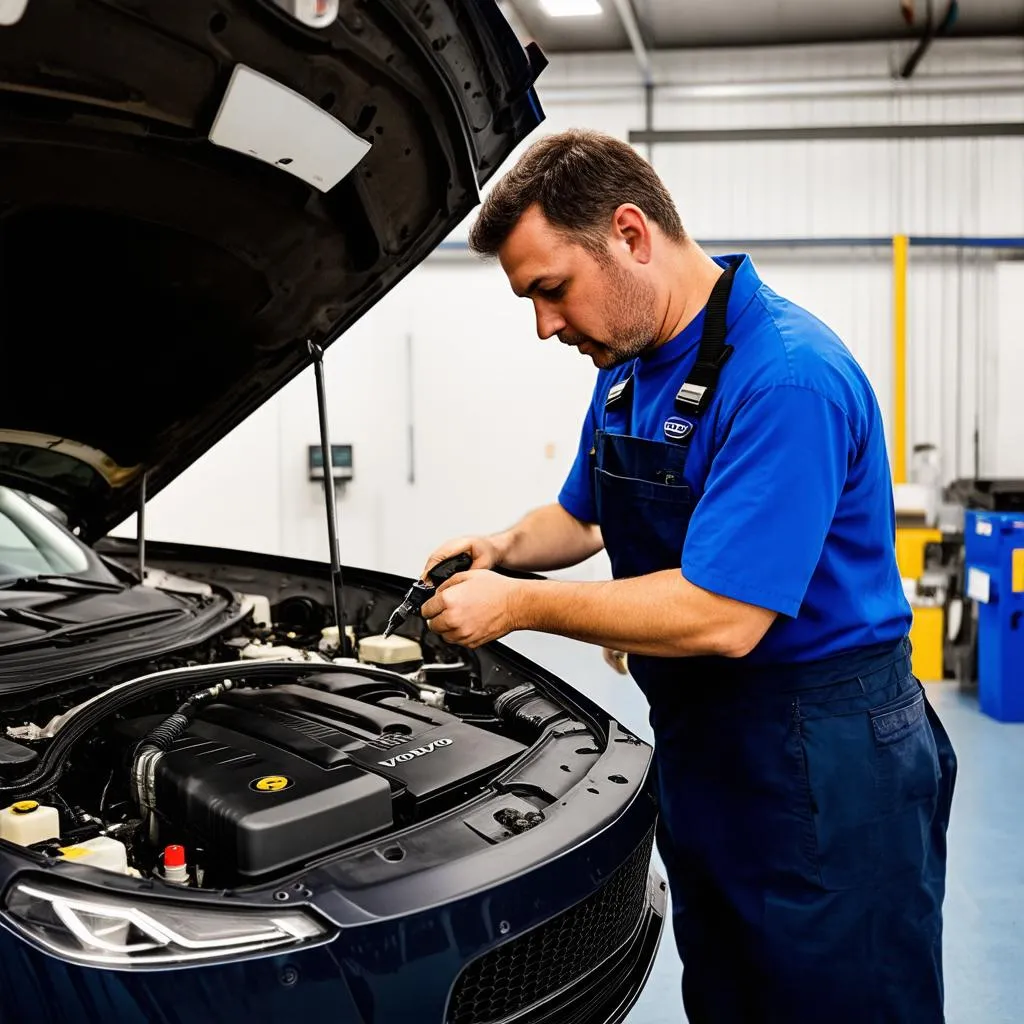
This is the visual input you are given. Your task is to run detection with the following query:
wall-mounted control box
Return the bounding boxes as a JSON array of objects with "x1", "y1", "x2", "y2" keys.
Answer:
[{"x1": 308, "y1": 444, "x2": 353, "y2": 483}]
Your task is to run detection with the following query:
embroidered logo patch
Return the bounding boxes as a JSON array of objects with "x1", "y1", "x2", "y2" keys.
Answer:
[{"x1": 663, "y1": 416, "x2": 695, "y2": 441}]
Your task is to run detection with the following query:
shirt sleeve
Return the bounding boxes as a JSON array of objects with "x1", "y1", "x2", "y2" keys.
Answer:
[
  {"x1": 682, "y1": 384, "x2": 854, "y2": 617},
  {"x1": 557, "y1": 397, "x2": 599, "y2": 524}
]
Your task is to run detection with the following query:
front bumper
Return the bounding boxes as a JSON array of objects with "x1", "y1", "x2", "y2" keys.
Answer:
[
  {"x1": 517, "y1": 873, "x2": 665, "y2": 1024},
  {"x1": 447, "y1": 838, "x2": 666, "y2": 1024},
  {"x1": 0, "y1": 834, "x2": 664, "y2": 1024}
]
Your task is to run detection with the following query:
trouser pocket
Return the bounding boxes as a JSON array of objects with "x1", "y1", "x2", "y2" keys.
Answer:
[{"x1": 797, "y1": 683, "x2": 942, "y2": 891}]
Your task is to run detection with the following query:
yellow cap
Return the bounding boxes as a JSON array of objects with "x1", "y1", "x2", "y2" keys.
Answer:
[
  {"x1": 11, "y1": 800, "x2": 38, "y2": 814},
  {"x1": 252, "y1": 775, "x2": 292, "y2": 792}
]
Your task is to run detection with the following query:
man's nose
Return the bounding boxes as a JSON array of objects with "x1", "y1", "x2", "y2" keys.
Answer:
[{"x1": 535, "y1": 305, "x2": 566, "y2": 340}]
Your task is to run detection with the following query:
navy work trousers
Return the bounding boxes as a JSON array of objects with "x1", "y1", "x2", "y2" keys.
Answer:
[{"x1": 645, "y1": 640, "x2": 957, "y2": 1023}]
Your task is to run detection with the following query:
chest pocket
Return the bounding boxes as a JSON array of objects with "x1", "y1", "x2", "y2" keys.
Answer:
[
  {"x1": 594, "y1": 429, "x2": 695, "y2": 579},
  {"x1": 597, "y1": 429, "x2": 691, "y2": 485}
]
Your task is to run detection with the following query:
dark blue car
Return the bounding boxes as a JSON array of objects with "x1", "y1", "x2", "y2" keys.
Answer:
[{"x1": 0, "y1": 2, "x2": 664, "y2": 1021}]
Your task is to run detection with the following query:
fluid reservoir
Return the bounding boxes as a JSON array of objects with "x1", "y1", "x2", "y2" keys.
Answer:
[
  {"x1": 58, "y1": 836, "x2": 136, "y2": 876},
  {"x1": 0, "y1": 801, "x2": 60, "y2": 846},
  {"x1": 319, "y1": 625, "x2": 357, "y2": 655},
  {"x1": 358, "y1": 634, "x2": 423, "y2": 671},
  {"x1": 240, "y1": 642, "x2": 327, "y2": 663}
]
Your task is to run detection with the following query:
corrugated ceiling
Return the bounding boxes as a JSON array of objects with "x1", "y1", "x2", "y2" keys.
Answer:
[{"x1": 504, "y1": 0, "x2": 1024, "y2": 52}]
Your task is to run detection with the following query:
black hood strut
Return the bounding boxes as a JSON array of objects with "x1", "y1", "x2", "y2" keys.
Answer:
[{"x1": 309, "y1": 340, "x2": 352, "y2": 659}]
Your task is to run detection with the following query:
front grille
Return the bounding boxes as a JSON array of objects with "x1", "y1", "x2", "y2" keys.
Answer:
[{"x1": 447, "y1": 831, "x2": 655, "y2": 1024}]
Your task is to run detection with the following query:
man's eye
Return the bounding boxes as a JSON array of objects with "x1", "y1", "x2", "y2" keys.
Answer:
[{"x1": 540, "y1": 284, "x2": 566, "y2": 300}]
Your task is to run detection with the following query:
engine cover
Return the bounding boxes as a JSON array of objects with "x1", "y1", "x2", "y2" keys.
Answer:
[{"x1": 123, "y1": 675, "x2": 526, "y2": 880}]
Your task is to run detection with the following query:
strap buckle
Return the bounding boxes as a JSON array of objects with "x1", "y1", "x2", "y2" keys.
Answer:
[
  {"x1": 675, "y1": 381, "x2": 708, "y2": 411},
  {"x1": 605, "y1": 375, "x2": 634, "y2": 409},
  {"x1": 675, "y1": 345, "x2": 734, "y2": 413}
]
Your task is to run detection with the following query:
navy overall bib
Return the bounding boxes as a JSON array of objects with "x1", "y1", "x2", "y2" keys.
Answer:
[{"x1": 592, "y1": 268, "x2": 957, "y2": 1023}]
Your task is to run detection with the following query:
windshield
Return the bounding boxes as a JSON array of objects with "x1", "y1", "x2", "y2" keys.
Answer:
[{"x1": 0, "y1": 487, "x2": 91, "y2": 580}]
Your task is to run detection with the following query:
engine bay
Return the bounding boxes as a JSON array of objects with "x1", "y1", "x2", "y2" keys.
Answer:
[
  {"x1": 125, "y1": 675, "x2": 529, "y2": 884},
  {"x1": 0, "y1": 572, "x2": 595, "y2": 891}
]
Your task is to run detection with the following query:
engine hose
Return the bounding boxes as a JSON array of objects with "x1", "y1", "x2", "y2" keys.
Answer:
[
  {"x1": 0, "y1": 660, "x2": 387, "y2": 802},
  {"x1": 494, "y1": 684, "x2": 567, "y2": 734},
  {"x1": 135, "y1": 682, "x2": 235, "y2": 758},
  {"x1": 132, "y1": 679, "x2": 236, "y2": 840},
  {"x1": 137, "y1": 713, "x2": 190, "y2": 753}
]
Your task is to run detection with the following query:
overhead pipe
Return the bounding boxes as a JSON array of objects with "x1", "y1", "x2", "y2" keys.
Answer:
[
  {"x1": 608, "y1": 0, "x2": 653, "y2": 87},
  {"x1": 643, "y1": 80, "x2": 654, "y2": 162},
  {"x1": 901, "y1": 0, "x2": 935, "y2": 78},
  {"x1": 899, "y1": 0, "x2": 960, "y2": 79},
  {"x1": 433, "y1": 236, "x2": 1024, "y2": 257}
]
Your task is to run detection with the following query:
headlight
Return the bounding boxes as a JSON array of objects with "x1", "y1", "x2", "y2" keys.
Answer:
[{"x1": 3, "y1": 879, "x2": 335, "y2": 968}]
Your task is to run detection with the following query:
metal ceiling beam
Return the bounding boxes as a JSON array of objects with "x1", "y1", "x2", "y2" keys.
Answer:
[
  {"x1": 608, "y1": 0, "x2": 653, "y2": 85},
  {"x1": 629, "y1": 121, "x2": 1024, "y2": 144},
  {"x1": 657, "y1": 72, "x2": 1024, "y2": 101},
  {"x1": 539, "y1": 72, "x2": 1024, "y2": 105}
]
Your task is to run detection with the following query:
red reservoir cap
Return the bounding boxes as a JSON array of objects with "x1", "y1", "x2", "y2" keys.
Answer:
[{"x1": 164, "y1": 845, "x2": 186, "y2": 868}]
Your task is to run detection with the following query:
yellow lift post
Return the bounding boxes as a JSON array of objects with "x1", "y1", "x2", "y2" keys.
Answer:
[{"x1": 892, "y1": 234, "x2": 944, "y2": 682}]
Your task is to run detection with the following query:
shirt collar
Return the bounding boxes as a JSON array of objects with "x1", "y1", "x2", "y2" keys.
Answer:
[{"x1": 637, "y1": 253, "x2": 762, "y2": 372}]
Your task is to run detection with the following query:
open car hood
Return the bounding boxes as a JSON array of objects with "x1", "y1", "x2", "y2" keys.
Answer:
[{"x1": 0, "y1": 0, "x2": 544, "y2": 541}]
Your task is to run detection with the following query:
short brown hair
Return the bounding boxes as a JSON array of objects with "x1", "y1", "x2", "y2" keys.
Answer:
[{"x1": 468, "y1": 129, "x2": 685, "y2": 258}]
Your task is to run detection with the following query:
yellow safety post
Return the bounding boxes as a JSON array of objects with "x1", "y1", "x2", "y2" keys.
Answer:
[
  {"x1": 892, "y1": 234, "x2": 908, "y2": 484},
  {"x1": 891, "y1": 235, "x2": 943, "y2": 678}
]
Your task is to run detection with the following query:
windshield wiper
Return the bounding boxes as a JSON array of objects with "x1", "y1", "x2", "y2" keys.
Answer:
[
  {"x1": 0, "y1": 574, "x2": 125, "y2": 594},
  {"x1": 0, "y1": 606, "x2": 65, "y2": 629},
  {"x1": 0, "y1": 608, "x2": 186, "y2": 653}
]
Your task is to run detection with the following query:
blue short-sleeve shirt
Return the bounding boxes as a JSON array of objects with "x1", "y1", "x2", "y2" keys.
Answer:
[{"x1": 558, "y1": 254, "x2": 911, "y2": 664}]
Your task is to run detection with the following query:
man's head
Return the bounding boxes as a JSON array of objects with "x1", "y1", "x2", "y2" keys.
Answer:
[{"x1": 468, "y1": 129, "x2": 687, "y2": 368}]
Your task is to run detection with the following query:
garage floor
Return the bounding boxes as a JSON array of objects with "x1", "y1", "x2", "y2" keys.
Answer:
[{"x1": 505, "y1": 632, "x2": 1024, "y2": 1024}]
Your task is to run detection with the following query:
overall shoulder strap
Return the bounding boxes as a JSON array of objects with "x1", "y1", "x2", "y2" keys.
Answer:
[
  {"x1": 675, "y1": 264, "x2": 736, "y2": 415},
  {"x1": 601, "y1": 365, "x2": 636, "y2": 435}
]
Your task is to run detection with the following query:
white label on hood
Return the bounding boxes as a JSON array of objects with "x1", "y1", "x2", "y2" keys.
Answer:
[
  {"x1": 0, "y1": 1, "x2": 29, "y2": 26},
  {"x1": 208, "y1": 64, "x2": 371, "y2": 193}
]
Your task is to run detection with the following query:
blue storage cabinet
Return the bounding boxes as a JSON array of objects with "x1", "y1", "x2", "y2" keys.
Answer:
[{"x1": 964, "y1": 510, "x2": 1024, "y2": 722}]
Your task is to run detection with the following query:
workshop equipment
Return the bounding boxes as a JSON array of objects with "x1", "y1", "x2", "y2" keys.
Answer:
[
  {"x1": 896, "y1": 526, "x2": 946, "y2": 681},
  {"x1": 964, "y1": 509, "x2": 1024, "y2": 722},
  {"x1": 893, "y1": 451, "x2": 949, "y2": 681},
  {"x1": 923, "y1": 532, "x2": 976, "y2": 691},
  {"x1": 947, "y1": 478, "x2": 1024, "y2": 513},
  {"x1": 382, "y1": 553, "x2": 472, "y2": 639},
  {"x1": 942, "y1": 478, "x2": 1024, "y2": 691},
  {"x1": 896, "y1": 527, "x2": 944, "y2": 580}
]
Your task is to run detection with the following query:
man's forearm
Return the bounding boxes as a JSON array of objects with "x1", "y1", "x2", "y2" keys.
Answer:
[
  {"x1": 491, "y1": 503, "x2": 603, "y2": 573},
  {"x1": 513, "y1": 569, "x2": 776, "y2": 659}
]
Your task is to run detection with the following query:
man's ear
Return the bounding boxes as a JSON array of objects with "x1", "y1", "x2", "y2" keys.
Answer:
[{"x1": 611, "y1": 204, "x2": 653, "y2": 264}]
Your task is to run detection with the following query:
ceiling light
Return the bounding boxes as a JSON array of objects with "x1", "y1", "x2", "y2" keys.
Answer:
[{"x1": 538, "y1": 0, "x2": 602, "y2": 17}]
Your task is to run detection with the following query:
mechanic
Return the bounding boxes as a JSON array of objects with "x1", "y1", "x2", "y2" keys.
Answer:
[{"x1": 419, "y1": 129, "x2": 957, "y2": 1024}]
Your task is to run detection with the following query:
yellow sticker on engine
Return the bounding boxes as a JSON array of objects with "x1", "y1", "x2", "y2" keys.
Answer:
[
  {"x1": 1013, "y1": 547, "x2": 1024, "y2": 593},
  {"x1": 59, "y1": 846, "x2": 87, "y2": 859},
  {"x1": 251, "y1": 775, "x2": 293, "y2": 793}
]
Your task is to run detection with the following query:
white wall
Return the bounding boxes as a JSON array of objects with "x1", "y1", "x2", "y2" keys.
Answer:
[
  {"x1": 114, "y1": 36, "x2": 1024, "y2": 572},
  {"x1": 992, "y1": 262, "x2": 1024, "y2": 476}
]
